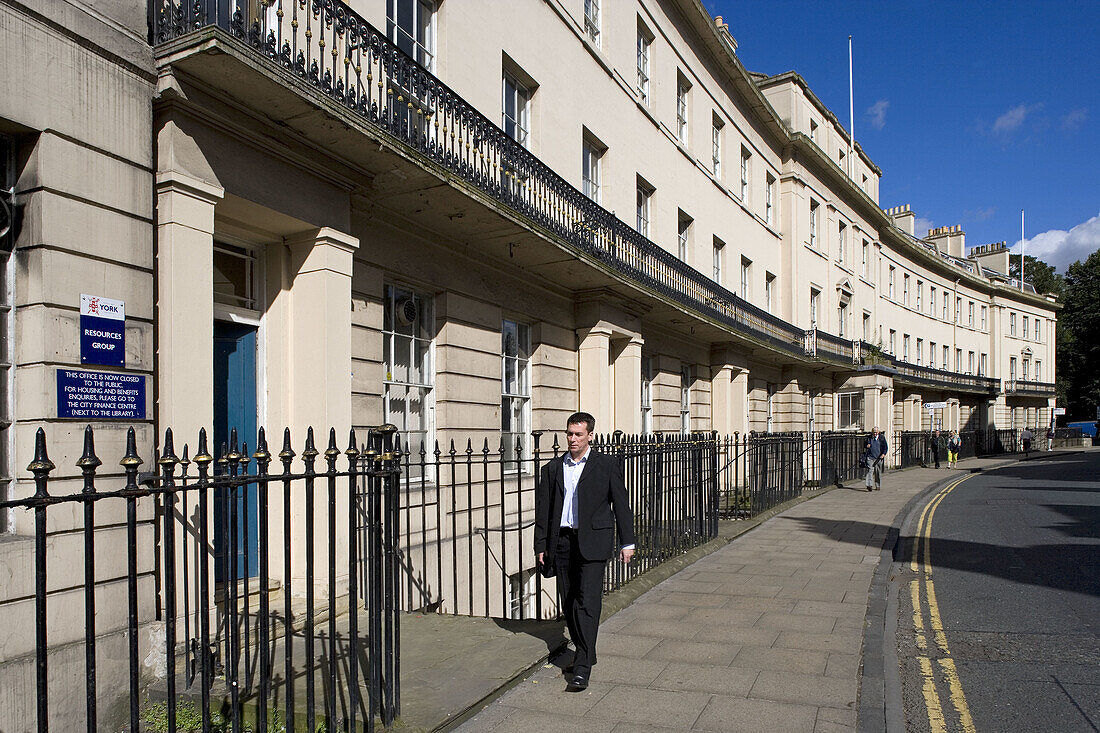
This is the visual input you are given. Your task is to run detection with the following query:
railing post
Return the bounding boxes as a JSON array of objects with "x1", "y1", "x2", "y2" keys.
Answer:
[
  {"x1": 27, "y1": 428, "x2": 55, "y2": 733},
  {"x1": 76, "y1": 426, "x2": 100, "y2": 733},
  {"x1": 119, "y1": 427, "x2": 143, "y2": 733},
  {"x1": 158, "y1": 429, "x2": 180, "y2": 733}
]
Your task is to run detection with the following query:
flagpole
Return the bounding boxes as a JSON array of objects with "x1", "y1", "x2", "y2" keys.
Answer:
[
  {"x1": 1020, "y1": 209, "x2": 1025, "y2": 291},
  {"x1": 848, "y1": 35, "x2": 854, "y2": 179}
]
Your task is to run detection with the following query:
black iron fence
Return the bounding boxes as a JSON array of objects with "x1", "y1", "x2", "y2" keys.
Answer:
[
  {"x1": 810, "y1": 431, "x2": 867, "y2": 487},
  {"x1": 717, "y1": 432, "x2": 806, "y2": 518},
  {"x1": 1, "y1": 425, "x2": 402, "y2": 733},
  {"x1": 897, "y1": 428, "x2": 1020, "y2": 466},
  {"x1": 394, "y1": 431, "x2": 719, "y2": 619}
]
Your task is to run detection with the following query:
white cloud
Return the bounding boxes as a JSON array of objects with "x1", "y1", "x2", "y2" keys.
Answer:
[
  {"x1": 1062, "y1": 108, "x2": 1088, "y2": 131},
  {"x1": 992, "y1": 103, "x2": 1039, "y2": 135},
  {"x1": 914, "y1": 217, "x2": 935, "y2": 238},
  {"x1": 866, "y1": 99, "x2": 889, "y2": 131},
  {"x1": 1011, "y1": 213, "x2": 1100, "y2": 272}
]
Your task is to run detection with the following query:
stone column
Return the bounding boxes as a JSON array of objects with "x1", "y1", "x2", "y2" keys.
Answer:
[
  {"x1": 577, "y1": 325, "x2": 613, "y2": 431},
  {"x1": 612, "y1": 336, "x2": 644, "y2": 434},
  {"x1": 712, "y1": 364, "x2": 750, "y2": 436},
  {"x1": 266, "y1": 227, "x2": 358, "y2": 594},
  {"x1": 880, "y1": 386, "x2": 895, "y2": 466},
  {"x1": 155, "y1": 170, "x2": 223, "y2": 441}
]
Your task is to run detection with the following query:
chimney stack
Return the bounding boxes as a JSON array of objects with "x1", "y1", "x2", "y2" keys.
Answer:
[
  {"x1": 885, "y1": 204, "x2": 915, "y2": 236},
  {"x1": 926, "y1": 225, "x2": 966, "y2": 258}
]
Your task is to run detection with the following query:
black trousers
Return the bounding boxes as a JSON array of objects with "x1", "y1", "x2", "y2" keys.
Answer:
[{"x1": 555, "y1": 528, "x2": 606, "y2": 676}]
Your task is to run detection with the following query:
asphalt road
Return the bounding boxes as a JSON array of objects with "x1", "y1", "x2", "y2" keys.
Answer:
[{"x1": 894, "y1": 451, "x2": 1100, "y2": 732}]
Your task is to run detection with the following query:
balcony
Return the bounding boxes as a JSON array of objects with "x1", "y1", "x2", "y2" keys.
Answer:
[
  {"x1": 149, "y1": 0, "x2": 855, "y2": 366},
  {"x1": 1004, "y1": 379, "x2": 1056, "y2": 397},
  {"x1": 857, "y1": 343, "x2": 1000, "y2": 394}
]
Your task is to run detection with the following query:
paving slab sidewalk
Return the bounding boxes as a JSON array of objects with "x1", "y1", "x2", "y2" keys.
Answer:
[{"x1": 452, "y1": 453, "x2": 1079, "y2": 733}]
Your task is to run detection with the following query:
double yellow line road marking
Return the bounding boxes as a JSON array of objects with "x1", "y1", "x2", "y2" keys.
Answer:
[{"x1": 909, "y1": 475, "x2": 976, "y2": 733}]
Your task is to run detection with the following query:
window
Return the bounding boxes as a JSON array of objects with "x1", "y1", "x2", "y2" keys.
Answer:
[
  {"x1": 680, "y1": 365, "x2": 692, "y2": 433},
  {"x1": 583, "y1": 0, "x2": 600, "y2": 45},
  {"x1": 955, "y1": 348, "x2": 962, "y2": 372},
  {"x1": 929, "y1": 341, "x2": 937, "y2": 368},
  {"x1": 916, "y1": 338, "x2": 923, "y2": 365},
  {"x1": 509, "y1": 570, "x2": 537, "y2": 620},
  {"x1": 809, "y1": 200, "x2": 819, "y2": 248},
  {"x1": 981, "y1": 305, "x2": 988, "y2": 331},
  {"x1": 1035, "y1": 359, "x2": 1041, "y2": 381},
  {"x1": 0, "y1": 136, "x2": 13, "y2": 526},
  {"x1": 1010, "y1": 312, "x2": 1017, "y2": 336},
  {"x1": 636, "y1": 24, "x2": 652, "y2": 104},
  {"x1": 765, "y1": 173, "x2": 775, "y2": 225},
  {"x1": 838, "y1": 301, "x2": 848, "y2": 337},
  {"x1": 930, "y1": 287, "x2": 937, "y2": 317},
  {"x1": 809, "y1": 288, "x2": 820, "y2": 326},
  {"x1": 863, "y1": 312, "x2": 871, "y2": 341},
  {"x1": 213, "y1": 242, "x2": 258, "y2": 311},
  {"x1": 502, "y1": 72, "x2": 531, "y2": 148},
  {"x1": 1035, "y1": 319, "x2": 1042, "y2": 342},
  {"x1": 943, "y1": 345, "x2": 950, "y2": 369},
  {"x1": 1021, "y1": 358, "x2": 1029, "y2": 380},
  {"x1": 1023, "y1": 315, "x2": 1030, "y2": 339},
  {"x1": 739, "y1": 256, "x2": 750, "y2": 299},
  {"x1": 766, "y1": 384, "x2": 775, "y2": 432},
  {"x1": 582, "y1": 136, "x2": 602, "y2": 203},
  {"x1": 888, "y1": 266, "x2": 895, "y2": 298},
  {"x1": 954, "y1": 296, "x2": 961, "y2": 324},
  {"x1": 711, "y1": 115, "x2": 723, "y2": 178},
  {"x1": 641, "y1": 356, "x2": 654, "y2": 433},
  {"x1": 501, "y1": 320, "x2": 531, "y2": 463},
  {"x1": 916, "y1": 281, "x2": 923, "y2": 311},
  {"x1": 980, "y1": 353, "x2": 988, "y2": 376},
  {"x1": 968, "y1": 301, "x2": 974, "y2": 326},
  {"x1": 942, "y1": 293, "x2": 949, "y2": 321},
  {"x1": 1009, "y1": 356, "x2": 1017, "y2": 381},
  {"x1": 837, "y1": 222, "x2": 847, "y2": 265},
  {"x1": 676, "y1": 74, "x2": 690, "y2": 144},
  {"x1": 765, "y1": 273, "x2": 775, "y2": 313},
  {"x1": 838, "y1": 392, "x2": 863, "y2": 430},
  {"x1": 903, "y1": 274, "x2": 910, "y2": 306},
  {"x1": 740, "y1": 147, "x2": 750, "y2": 200},
  {"x1": 968, "y1": 351, "x2": 975, "y2": 375},
  {"x1": 889, "y1": 329, "x2": 896, "y2": 355},
  {"x1": 712, "y1": 237, "x2": 724, "y2": 285},
  {"x1": 677, "y1": 211, "x2": 692, "y2": 261},
  {"x1": 636, "y1": 177, "x2": 653, "y2": 237},
  {"x1": 384, "y1": 284, "x2": 435, "y2": 456},
  {"x1": 809, "y1": 119, "x2": 818, "y2": 142},
  {"x1": 388, "y1": 0, "x2": 435, "y2": 69},
  {"x1": 903, "y1": 334, "x2": 910, "y2": 362},
  {"x1": 838, "y1": 148, "x2": 846, "y2": 170},
  {"x1": 861, "y1": 240, "x2": 869, "y2": 278}
]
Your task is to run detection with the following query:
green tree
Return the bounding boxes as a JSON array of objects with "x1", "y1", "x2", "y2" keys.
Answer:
[
  {"x1": 1057, "y1": 250, "x2": 1100, "y2": 419},
  {"x1": 1009, "y1": 254, "x2": 1066, "y2": 299}
]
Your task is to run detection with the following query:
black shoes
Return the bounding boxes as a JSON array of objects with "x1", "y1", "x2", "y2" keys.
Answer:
[{"x1": 567, "y1": 673, "x2": 589, "y2": 691}]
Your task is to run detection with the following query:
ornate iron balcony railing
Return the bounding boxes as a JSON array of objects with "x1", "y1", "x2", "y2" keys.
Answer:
[
  {"x1": 858, "y1": 343, "x2": 1000, "y2": 393},
  {"x1": 150, "y1": 0, "x2": 826, "y2": 358}
]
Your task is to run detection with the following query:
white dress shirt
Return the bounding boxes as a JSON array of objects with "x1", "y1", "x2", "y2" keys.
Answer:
[{"x1": 560, "y1": 448, "x2": 589, "y2": 529}]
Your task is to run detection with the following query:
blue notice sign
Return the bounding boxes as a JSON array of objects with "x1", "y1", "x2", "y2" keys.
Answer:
[
  {"x1": 57, "y1": 369, "x2": 146, "y2": 420},
  {"x1": 80, "y1": 294, "x2": 125, "y2": 367}
]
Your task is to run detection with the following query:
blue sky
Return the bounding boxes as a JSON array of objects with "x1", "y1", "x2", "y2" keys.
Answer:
[{"x1": 706, "y1": 1, "x2": 1100, "y2": 272}]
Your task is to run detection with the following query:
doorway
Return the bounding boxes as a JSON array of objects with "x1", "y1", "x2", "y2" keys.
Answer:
[{"x1": 213, "y1": 320, "x2": 259, "y2": 580}]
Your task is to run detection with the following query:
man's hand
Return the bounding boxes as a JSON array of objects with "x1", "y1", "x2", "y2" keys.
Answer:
[
  {"x1": 537, "y1": 551, "x2": 545, "y2": 566},
  {"x1": 620, "y1": 547, "x2": 635, "y2": 564}
]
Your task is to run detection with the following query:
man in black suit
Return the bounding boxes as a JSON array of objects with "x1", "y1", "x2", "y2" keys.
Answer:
[{"x1": 535, "y1": 412, "x2": 636, "y2": 691}]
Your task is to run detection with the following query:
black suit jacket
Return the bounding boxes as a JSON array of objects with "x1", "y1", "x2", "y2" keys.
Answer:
[{"x1": 534, "y1": 449, "x2": 636, "y2": 562}]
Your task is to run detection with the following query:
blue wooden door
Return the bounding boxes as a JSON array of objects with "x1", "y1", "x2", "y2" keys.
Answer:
[{"x1": 213, "y1": 321, "x2": 259, "y2": 580}]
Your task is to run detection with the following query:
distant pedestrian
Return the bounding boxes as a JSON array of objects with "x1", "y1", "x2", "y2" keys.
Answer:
[
  {"x1": 928, "y1": 429, "x2": 941, "y2": 469},
  {"x1": 946, "y1": 430, "x2": 961, "y2": 468},
  {"x1": 1022, "y1": 427, "x2": 1034, "y2": 456},
  {"x1": 1046, "y1": 426, "x2": 1054, "y2": 451},
  {"x1": 864, "y1": 426, "x2": 888, "y2": 491}
]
